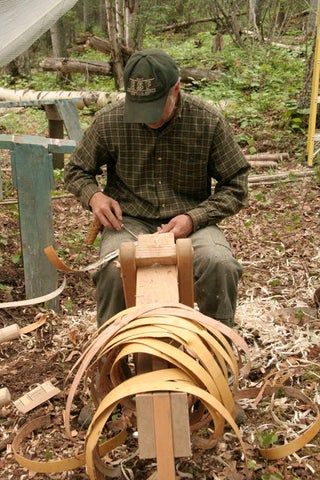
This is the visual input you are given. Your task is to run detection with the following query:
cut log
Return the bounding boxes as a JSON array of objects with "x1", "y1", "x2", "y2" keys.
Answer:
[
  {"x1": 87, "y1": 35, "x2": 134, "y2": 57},
  {"x1": 40, "y1": 58, "x2": 112, "y2": 76},
  {"x1": 245, "y1": 153, "x2": 289, "y2": 162},
  {"x1": 0, "y1": 388, "x2": 11, "y2": 407},
  {"x1": 248, "y1": 170, "x2": 314, "y2": 184},
  {"x1": 0, "y1": 87, "x2": 123, "y2": 109},
  {"x1": 248, "y1": 161, "x2": 278, "y2": 168},
  {"x1": 0, "y1": 324, "x2": 20, "y2": 344}
]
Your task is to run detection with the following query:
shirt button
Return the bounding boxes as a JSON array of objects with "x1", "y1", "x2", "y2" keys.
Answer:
[
  {"x1": 162, "y1": 204, "x2": 165, "y2": 208},
  {"x1": 158, "y1": 180, "x2": 162, "y2": 185},
  {"x1": 158, "y1": 157, "x2": 162, "y2": 161}
]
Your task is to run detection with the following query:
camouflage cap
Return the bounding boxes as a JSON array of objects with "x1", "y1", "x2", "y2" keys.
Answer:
[{"x1": 123, "y1": 48, "x2": 179, "y2": 124}]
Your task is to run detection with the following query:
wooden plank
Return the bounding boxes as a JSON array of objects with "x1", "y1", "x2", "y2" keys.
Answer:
[
  {"x1": 171, "y1": 392, "x2": 192, "y2": 457},
  {"x1": 135, "y1": 233, "x2": 177, "y2": 266},
  {"x1": 55, "y1": 100, "x2": 83, "y2": 142},
  {"x1": 14, "y1": 381, "x2": 60, "y2": 414},
  {"x1": 134, "y1": 233, "x2": 191, "y2": 471},
  {"x1": 153, "y1": 393, "x2": 176, "y2": 479},
  {"x1": 12, "y1": 143, "x2": 58, "y2": 309},
  {"x1": 136, "y1": 393, "x2": 156, "y2": 459},
  {"x1": 135, "y1": 265, "x2": 179, "y2": 304},
  {"x1": 0, "y1": 134, "x2": 75, "y2": 153}
]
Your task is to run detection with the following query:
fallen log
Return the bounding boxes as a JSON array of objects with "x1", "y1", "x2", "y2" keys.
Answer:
[
  {"x1": 248, "y1": 170, "x2": 314, "y2": 184},
  {"x1": 87, "y1": 35, "x2": 134, "y2": 57},
  {"x1": 40, "y1": 58, "x2": 113, "y2": 76},
  {"x1": 180, "y1": 67, "x2": 221, "y2": 83},
  {"x1": 243, "y1": 30, "x2": 302, "y2": 51},
  {"x1": 159, "y1": 17, "x2": 216, "y2": 33},
  {"x1": 245, "y1": 153, "x2": 289, "y2": 162},
  {"x1": 248, "y1": 161, "x2": 278, "y2": 168},
  {"x1": 0, "y1": 87, "x2": 123, "y2": 109},
  {"x1": 40, "y1": 58, "x2": 221, "y2": 84}
]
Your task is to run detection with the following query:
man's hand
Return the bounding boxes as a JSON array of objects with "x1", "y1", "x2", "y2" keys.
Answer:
[
  {"x1": 89, "y1": 192, "x2": 122, "y2": 230},
  {"x1": 157, "y1": 214, "x2": 193, "y2": 239}
]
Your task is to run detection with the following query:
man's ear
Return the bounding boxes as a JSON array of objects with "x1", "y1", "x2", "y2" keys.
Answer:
[{"x1": 174, "y1": 81, "x2": 181, "y2": 95}]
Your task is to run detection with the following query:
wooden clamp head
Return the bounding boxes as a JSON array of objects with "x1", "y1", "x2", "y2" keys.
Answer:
[{"x1": 119, "y1": 232, "x2": 194, "y2": 308}]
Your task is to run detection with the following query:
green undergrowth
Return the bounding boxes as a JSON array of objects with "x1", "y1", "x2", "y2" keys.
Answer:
[{"x1": 0, "y1": 31, "x2": 308, "y2": 159}]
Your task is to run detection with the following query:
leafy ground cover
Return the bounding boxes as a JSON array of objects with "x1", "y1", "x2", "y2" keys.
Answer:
[{"x1": 0, "y1": 33, "x2": 319, "y2": 479}]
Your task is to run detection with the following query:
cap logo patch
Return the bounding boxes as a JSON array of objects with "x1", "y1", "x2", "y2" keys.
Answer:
[{"x1": 127, "y1": 77, "x2": 156, "y2": 96}]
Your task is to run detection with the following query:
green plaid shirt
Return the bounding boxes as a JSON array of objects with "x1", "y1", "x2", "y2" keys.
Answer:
[{"x1": 65, "y1": 93, "x2": 250, "y2": 230}]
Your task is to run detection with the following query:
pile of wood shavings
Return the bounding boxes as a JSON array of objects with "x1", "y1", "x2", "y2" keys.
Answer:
[{"x1": 236, "y1": 297, "x2": 320, "y2": 369}]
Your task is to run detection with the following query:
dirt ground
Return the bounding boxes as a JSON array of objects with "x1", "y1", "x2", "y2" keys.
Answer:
[{"x1": 0, "y1": 154, "x2": 319, "y2": 479}]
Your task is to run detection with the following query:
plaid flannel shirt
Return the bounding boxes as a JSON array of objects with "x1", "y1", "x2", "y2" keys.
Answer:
[{"x1": 64, "y1": 93, "x2": 250, "y2": 231}]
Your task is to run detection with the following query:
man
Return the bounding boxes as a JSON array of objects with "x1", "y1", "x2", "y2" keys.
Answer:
[{"x1": 65, "y1": 48, "x2": 250, "y2": 328}]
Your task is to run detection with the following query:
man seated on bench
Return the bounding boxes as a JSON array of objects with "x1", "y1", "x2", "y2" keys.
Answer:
[{"x1": 64, "y1": 49, "x2": 250, "y2": 328}]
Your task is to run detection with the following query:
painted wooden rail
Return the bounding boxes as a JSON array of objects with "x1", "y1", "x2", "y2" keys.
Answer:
[{"x1": 0, "y1": 98, "x2": 82, "y2": 172}]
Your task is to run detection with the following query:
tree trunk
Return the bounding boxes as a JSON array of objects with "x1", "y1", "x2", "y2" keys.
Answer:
[
  {"x1": 124, "y1": 0, "x2": 140, "y2": 49},
  {"x1": 115, "y1": 0, "x2": 124, "y2": 43},
  {"x1": 249, "y1": 0, "x2": 260, "y2": 38},
  {"x1": 50, "y1": 19, "x2": 68, "y2": 58},
  {"x1": 3, "y1": 52, "x2": 31, "y2": 80},
  {"x1": 105, "y1": 0, "x2": 124, "y2": 89},
  {"x1": 298, "y1": 32, "x2": 316, "y2": 108},
  {"x1": 100, "y1": 0, "x2": 108, "y2": 34},
  {"x1": 50, "y1": 18, "x2": 68, "y2": 81},
  {"x1": 83, "y1": 0, "x2": 91, "y2": 31},
  {"x1": 307, "y1": 0, "x2": 319, "y2": 33},
  {"x1": 255, "y1": 0, "x2": 266, "y2": 39}
]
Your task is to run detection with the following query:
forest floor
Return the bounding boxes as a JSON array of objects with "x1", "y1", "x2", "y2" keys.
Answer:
[{"x1": 0, "y1": 140, "x2": 319, "y2": 479}]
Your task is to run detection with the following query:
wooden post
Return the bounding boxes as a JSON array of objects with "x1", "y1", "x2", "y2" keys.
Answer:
[
  {"x1": 45, "y1": 104, "x2": 64, "y2": 169},
  {"x1": 0, "y1": 135, "x2": 76, "y2": 311}
]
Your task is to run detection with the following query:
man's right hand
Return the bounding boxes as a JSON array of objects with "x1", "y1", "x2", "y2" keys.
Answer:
[{"x1": 89, "y1": 192, "x2": 122, "y2": 230}]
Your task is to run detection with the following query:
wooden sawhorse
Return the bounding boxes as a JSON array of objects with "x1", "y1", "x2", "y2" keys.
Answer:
[
  {"x1": 119, "y1": 232, "x2": 194, "y2": 479},
  {"x1": 0, "y1": 134, "x2": 76, "y2": 309}
]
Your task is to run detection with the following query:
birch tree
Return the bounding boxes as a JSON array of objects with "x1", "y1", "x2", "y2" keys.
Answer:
[{"x1": 105, "y1": 0, "x2": 141, "y2": 89}]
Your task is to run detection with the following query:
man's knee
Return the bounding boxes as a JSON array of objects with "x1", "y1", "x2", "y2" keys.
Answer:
[
  {"x1": 195, "y1": 244, "x2": 242, "y2": 281},
  {"x1": 93, "y1": 262, "x2": 122, "y2": 289}
]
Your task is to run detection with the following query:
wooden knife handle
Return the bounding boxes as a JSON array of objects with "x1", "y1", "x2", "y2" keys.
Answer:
[{"x1": 85, "y1": 217, "x2": 103, "y2": 245}]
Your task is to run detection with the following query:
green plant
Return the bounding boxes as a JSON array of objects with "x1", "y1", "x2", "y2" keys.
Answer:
[
  {"x1": 257, "y1": 430, "x2": 279, "y2": 448},
  {"x1": 11, "y1": 253, "x2": 21, "y2": 265},
  {"x1": 261, "y1": 473, "x2": 283, "y2": 480}
]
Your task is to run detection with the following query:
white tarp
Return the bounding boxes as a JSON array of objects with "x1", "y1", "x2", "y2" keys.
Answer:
[{"x1": 0, "y1": 0, "x2": 79, "y2": 67}]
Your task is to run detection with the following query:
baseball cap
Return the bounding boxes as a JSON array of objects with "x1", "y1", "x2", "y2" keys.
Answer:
[{"x1": 123, "y1": 49, "x2": 180, "y2": 124}]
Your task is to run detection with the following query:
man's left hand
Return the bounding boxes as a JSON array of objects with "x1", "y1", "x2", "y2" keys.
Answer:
[{"x1": 157, "y1": 214, "x2": 193, "y2": 239}]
